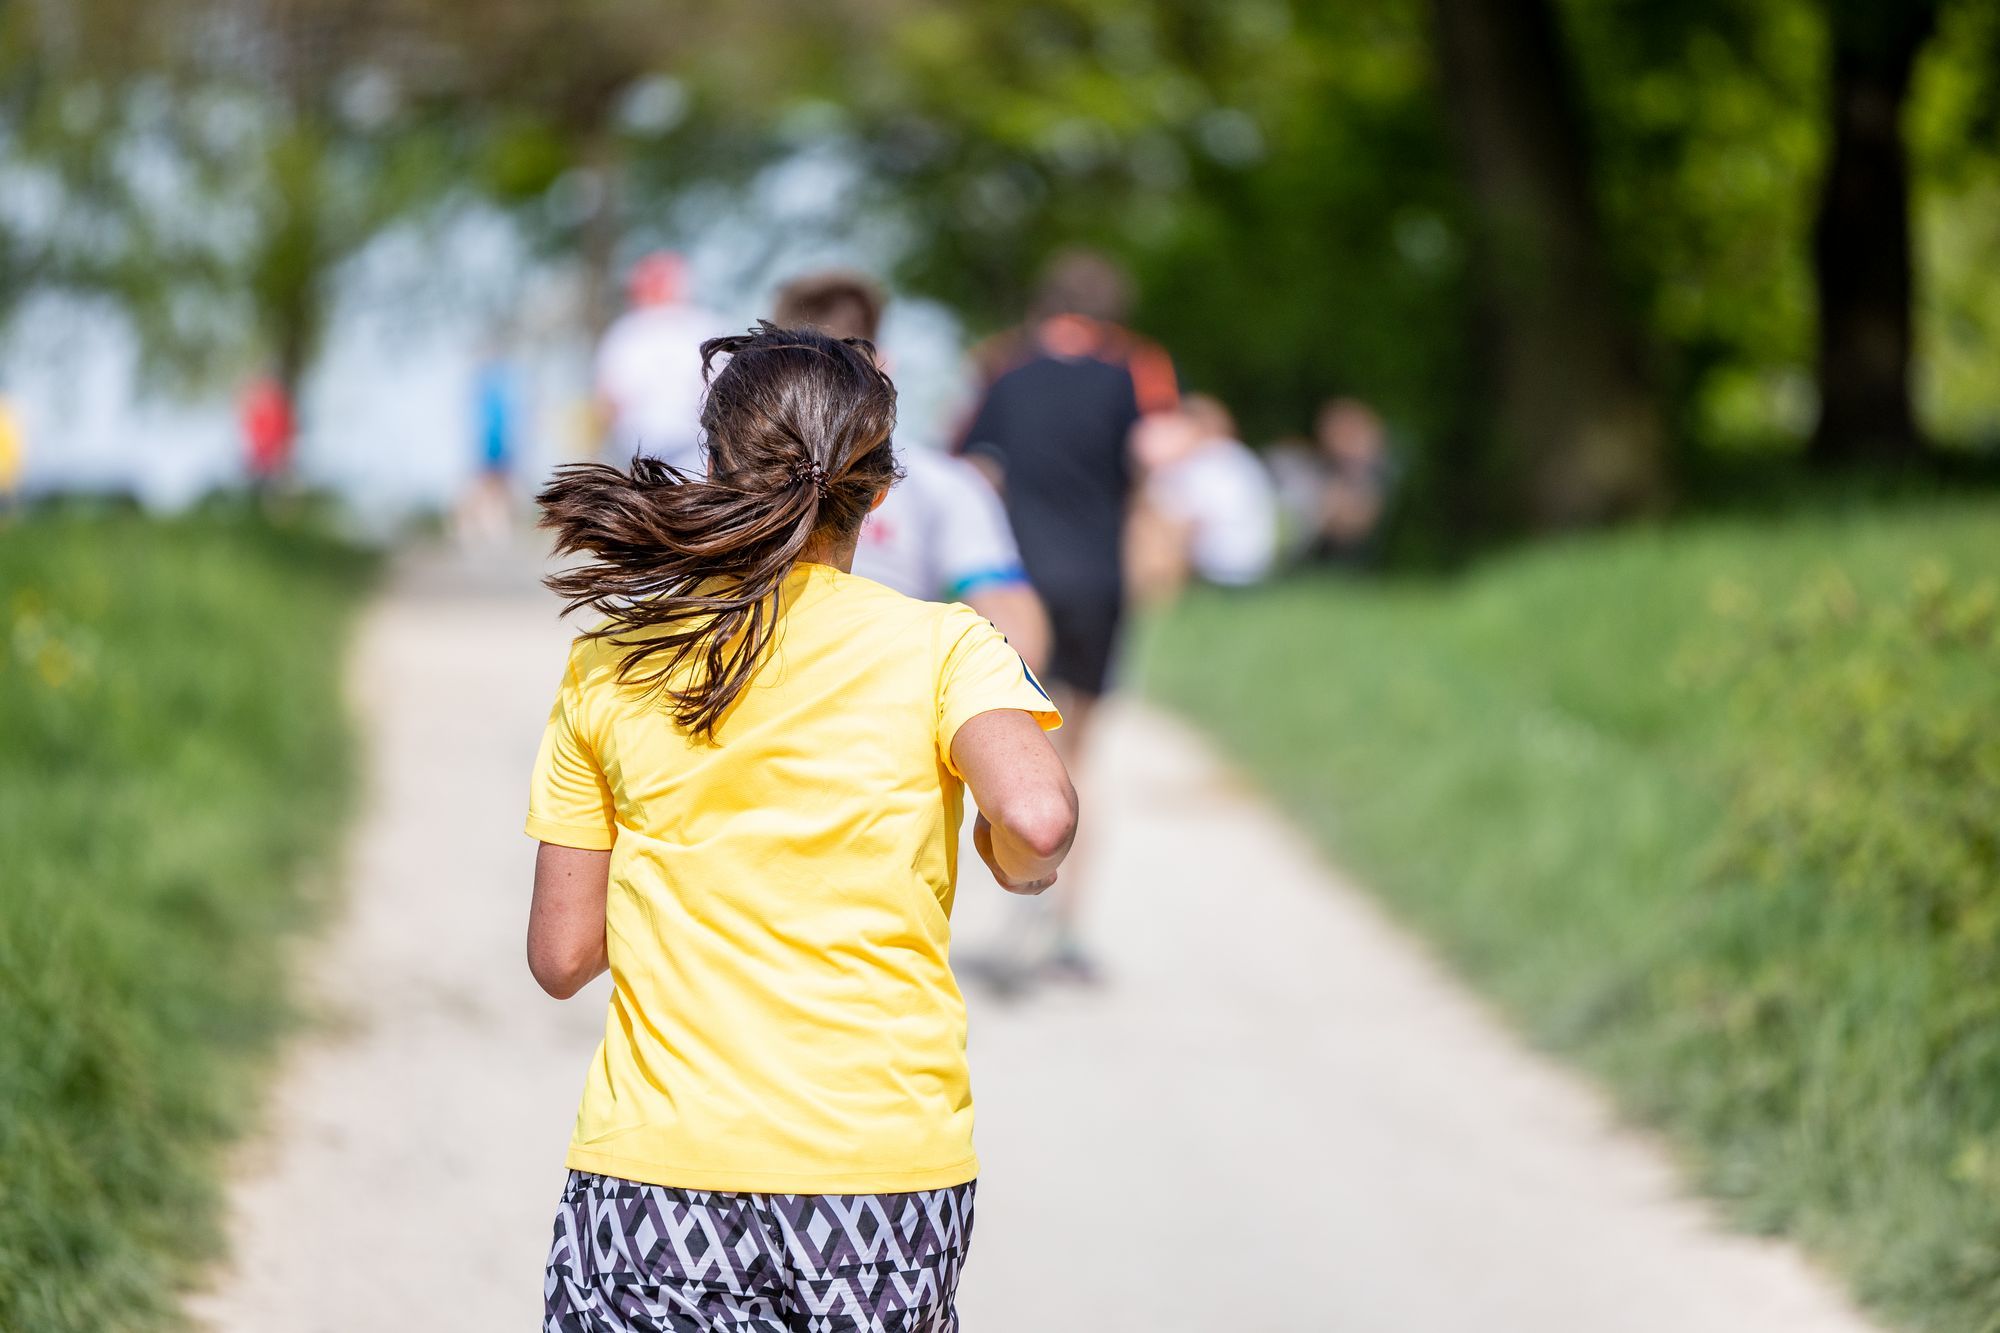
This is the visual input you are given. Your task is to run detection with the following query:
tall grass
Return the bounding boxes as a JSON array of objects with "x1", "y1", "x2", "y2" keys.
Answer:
[
  {"x1": 0, "y1": 507, "x2": 375, "y2": 1331},
  {"x1": 1142, "y1": 499, "x2": 2000, "y2": 1333}
]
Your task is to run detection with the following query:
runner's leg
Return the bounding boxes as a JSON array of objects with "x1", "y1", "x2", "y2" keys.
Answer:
[
  {"x1": 1027, "y1": 683, "x2": 1095, "y2": 975},
  {"x1": 1034, "y1": 584, "x2": 1120, "y2": 983},
  {"x1": 961, "y1": 583, "x2": 1117, "y2": 994}
]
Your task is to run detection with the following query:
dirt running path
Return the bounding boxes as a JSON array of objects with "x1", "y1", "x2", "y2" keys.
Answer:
[{"x1": 191, "y1": 552, "x2": 1879, "y2": 1332}]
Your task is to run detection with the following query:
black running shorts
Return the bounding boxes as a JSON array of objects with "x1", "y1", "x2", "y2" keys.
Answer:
[
  {"x1": 1042, "y1": 583, "x2": 1123, "y2": 698},
  {"x1": 545, "y1": 1170, "x2": 975, "y2": 1333}
]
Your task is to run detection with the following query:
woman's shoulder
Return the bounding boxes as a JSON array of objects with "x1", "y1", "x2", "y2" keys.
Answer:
[
  {"x1": 819, "y1": 570, "x2": 997, "y2": 659},
  {"x1": 561, "y1": 576, "x2": 983, "y2": 685},
  {"x1": 561, "y1": 626, "x2": 634, "y2": 692}
]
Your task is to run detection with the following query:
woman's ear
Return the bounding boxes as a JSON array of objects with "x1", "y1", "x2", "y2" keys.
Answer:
[{"x1": 869, "y1": 486, "x2": 889, "y2": 513}]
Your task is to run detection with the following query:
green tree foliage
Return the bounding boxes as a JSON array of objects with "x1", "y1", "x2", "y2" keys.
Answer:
[
  {"x1": 1910, "y1": 0, "x2": 2000, "y2": 451},
  {"x1": 1559, "y1": 1, "x2": 1826, "y2": 455},
  {"x1": 803, "y1": 0, "x2": 2000, "y2": 540},
  {"x1": 0, "y1": 1, "x2": 462, "y2": 396},
  {"x1": 385, "y1": 0, "x2": 793, "y2": 332},
  {"x1": 4, "y1": 0, "x2": 1998, "y2": 527},
  {"x1": 0, "y1": 1, "x2": 779, "y2": 398},
  {"x1": 801, "y1": 1, "x2": 1482, "y2": 532}
]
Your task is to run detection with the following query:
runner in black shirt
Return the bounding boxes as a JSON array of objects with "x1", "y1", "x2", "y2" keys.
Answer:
[
  {"x1": 959, "y1": 254, "x2": 1177, "y2": 698},
  {"x1": 957, "y1": 250, "x2": 1177, "y2": 989}
]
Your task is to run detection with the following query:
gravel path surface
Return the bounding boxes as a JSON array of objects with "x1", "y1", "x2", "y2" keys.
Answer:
[{"x1": 189, "y1": 550, "x2": 1879, "y2": 1333}]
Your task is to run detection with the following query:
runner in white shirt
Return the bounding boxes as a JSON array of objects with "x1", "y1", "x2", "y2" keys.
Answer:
[
  {"x1": 594, "y1": 251, "x2": 723, "y2": 472},
  {"x1": 1131, "y1": 393, "x2": 1279, "y2": 594},
  {"x1": 856, "y1": 447, "x2": 1024, "y2": 598},
  {"x1": 771, "y1": 269, "x2": 1050, "y2": 672}
]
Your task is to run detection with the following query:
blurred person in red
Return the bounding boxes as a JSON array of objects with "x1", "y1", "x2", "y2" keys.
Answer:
[
  {"x1": 770, "y1": 269, "x2": 1050, "y2": 671},
  {"x1": 1128, "y1": 392, "x2": 1279, "y2": 604},
  {"x1": 1270, "y1": 396, "x2": 1398, "y2": 566},
  {"x1": 955, "y1": 248, "x2": 1178, "y2": 989},
  {"x1": 239, "y1": 373, "x2": 294, "y2": 489},
  {"x1": 594, "y1": 250, "x2": 722, "y2": 473}
]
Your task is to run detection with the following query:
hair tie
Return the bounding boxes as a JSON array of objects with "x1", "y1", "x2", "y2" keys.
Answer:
[{"x1": 789, "y1": 456, "x2": 831, "y2": 499}]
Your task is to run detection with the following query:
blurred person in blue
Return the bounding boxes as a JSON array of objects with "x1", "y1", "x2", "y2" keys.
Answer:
[
  {"x1": 955, "y1": 248, "x2": 1179, "y2": 988},
  {"x1": 1128, "y1": 392, "x2": 1279, "y2": 603},
  {"x1": 770, "y1": 269, "x2": 1050, "y2": 673},
  {"x1": 595, "y1": 251, "x2": 722, "y2": 472},
  {"x1": 454, "y1": 346, "x2": 523, "y2": 546}
]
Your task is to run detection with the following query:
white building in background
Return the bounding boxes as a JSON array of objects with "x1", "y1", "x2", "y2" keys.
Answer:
[{"x1": 3, "y1": 148, "x2": 970, "y2": 538}]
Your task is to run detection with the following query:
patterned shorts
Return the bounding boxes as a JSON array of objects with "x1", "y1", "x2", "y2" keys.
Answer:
[{"x1": 544, "y1": 1170, "x2": 976, "y2": 1333}]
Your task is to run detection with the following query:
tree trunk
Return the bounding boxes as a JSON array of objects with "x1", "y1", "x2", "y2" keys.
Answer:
[
  {"x1": 1429, "y1": 0, "x2": 1667, "y2": 528},
  {"x1": 253, "y1": 124, "x2": 330, "y2": 480},
  {"x1": 1808, "y1": 4, "x2": 1938, "y2": 466}
]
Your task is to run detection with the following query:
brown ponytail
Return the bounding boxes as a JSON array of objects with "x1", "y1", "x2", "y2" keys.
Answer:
[{"x1": 538, "y1": 323, "x2": 901, "y2": 739}]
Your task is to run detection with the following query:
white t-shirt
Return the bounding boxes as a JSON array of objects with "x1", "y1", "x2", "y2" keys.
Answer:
[
  {"x1": 594, "y1": 302, "x2": 723, "y2": 471},
  {"x1": 854, "y1": 448, "x2": 1028, "y2": 602},
  {"x1": 1147, "y1": 438, "x2": 1279, "y2": 586}
]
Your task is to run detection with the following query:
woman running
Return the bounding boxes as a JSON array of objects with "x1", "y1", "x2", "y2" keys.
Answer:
[{"x1": 525, "y1": 324, "x2": 1075, "y2": 1332}]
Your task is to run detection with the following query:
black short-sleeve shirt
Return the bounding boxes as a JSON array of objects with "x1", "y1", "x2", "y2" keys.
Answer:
[{"x1": 959, "y1": 324, "x2": 1176, "y2": 598}]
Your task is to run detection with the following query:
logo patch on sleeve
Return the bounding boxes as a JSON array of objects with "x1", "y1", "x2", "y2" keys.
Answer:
[{"x1": 1021, "y1": 658, "x2": 1052, "y2": 703}]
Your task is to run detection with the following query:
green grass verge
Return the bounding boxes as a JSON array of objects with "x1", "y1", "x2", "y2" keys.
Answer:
[
  {"x1": 1139, "y1": 498, "x2": 2000, "y2": 1333},
  {"x1": 0, "y1": 506, "x2": 377, "y2": 1331}
]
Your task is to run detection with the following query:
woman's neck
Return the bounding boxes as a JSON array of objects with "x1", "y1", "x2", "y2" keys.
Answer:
[{"x1": 800, "y1": 531, "x2": 860, "y2": 573}]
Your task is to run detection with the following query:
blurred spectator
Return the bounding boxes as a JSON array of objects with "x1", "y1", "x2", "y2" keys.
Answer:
[
  {"x1": 0, "y1": 391, "x2": 22, "y2": 513},
  {"x1": 239, "y1": 373, "x2": 294, "y2": 489},
  {"x1": 453, "y1": 348, "x2": 522, "y2": 546},
  {"x1": 770, "y1": 269, "x2": 1050, "y2": 671},
  {"x1": 956, "y1": 247, "x2": 1178, "y2": 988},
  {"x1": 1269, "y1": 396, "x2": 1398, "y2": 565},
  {"x1": 594, "y1": 251, "x2": 721, "y2": 472},
  {"x1": 1129, "y1": 393, "x2": 1278, "y2": 602}
]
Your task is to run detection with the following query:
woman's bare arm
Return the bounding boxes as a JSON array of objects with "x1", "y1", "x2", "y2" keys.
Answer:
[
  {"x1": 951, "y1": 710, "x2": 1078, "y2": 894},
  {"x1": 528, "y1": 843, "x2": 611, "y2": 998}
]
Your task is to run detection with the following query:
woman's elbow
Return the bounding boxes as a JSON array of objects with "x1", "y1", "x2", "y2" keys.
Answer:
[
  {"x1": 533, "y1": 969, "x2": 587, "y2": 1001},
  {"x1": 528, "y1": 941, "x2": 599, "y2": 999},
  {"x1": 1011, "y1": 788, "x2": 1078, "y2": 862}
]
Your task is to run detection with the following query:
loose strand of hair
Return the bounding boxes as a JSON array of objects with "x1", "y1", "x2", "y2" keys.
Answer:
[{"x1": 538, "y1": 462, "x2": 821, "y2": 740}]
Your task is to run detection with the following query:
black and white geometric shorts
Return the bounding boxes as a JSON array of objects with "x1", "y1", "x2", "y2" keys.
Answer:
[{"x1": 544, "y1": 1170, "x2": 976, "y2": 1333}]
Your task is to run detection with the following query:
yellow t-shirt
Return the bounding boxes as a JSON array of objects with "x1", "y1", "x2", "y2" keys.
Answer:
[{"x1": 527, "y1": 562, "x2": 1059, "y2": 1194}]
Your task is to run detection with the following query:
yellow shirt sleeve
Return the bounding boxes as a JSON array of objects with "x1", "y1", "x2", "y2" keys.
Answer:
[
  {"x1": 936, "y1": 606, "x2": 1062, "y2": 778},
  {"x1": 526, "y1": 649, "x2": 618, "y2": 849}
]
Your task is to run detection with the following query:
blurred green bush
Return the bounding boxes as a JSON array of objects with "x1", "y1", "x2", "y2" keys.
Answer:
[
  {"x1": 1669, "y1": 559, "x2": 2000, "y2": 1321},
  {"x1": 1142, "y1": 499, "x2": 2000, "y2": 1331},
  {"x1": 0, "y1": 507, "x2": 374, "y2": 1332},
  {"x1": 1707, "y1": 560, "x2": 1998, "y2": 943}
]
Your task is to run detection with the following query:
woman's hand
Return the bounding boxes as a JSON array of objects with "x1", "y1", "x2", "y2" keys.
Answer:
[{"x1": 973, "y1": 811, "x2": 1060, "y2": 895}]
